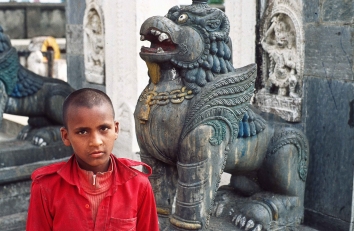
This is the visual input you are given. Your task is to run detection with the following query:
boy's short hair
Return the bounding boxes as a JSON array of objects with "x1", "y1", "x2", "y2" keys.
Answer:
[{"x1": 62, "y1": 88, "x2": 115, "y2": 127}]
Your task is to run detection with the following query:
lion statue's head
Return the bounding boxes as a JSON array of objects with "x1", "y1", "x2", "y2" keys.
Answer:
[{"x1": 139, "y1": 0, "x2": 234, "y2": 93}]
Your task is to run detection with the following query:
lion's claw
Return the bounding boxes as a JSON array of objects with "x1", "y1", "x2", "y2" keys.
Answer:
[
  {"x1": 253, "y1": 224, "x2": 263, "y2": 231},
  {"x1": 212, "y1": 201, "x2": 225, "y2": 217},
  {"x1": 234, "y1": 214, "x2": 242, "y2": 226},
  {"x1": 240, "y1": 216, "x2": 247, "y2": 227},
  {"x1": 33, "y1": 137, "x2": 47, "y2": 147},
  {"x1": 245, "y1": 219, "x2": 255, "y2": 230}
]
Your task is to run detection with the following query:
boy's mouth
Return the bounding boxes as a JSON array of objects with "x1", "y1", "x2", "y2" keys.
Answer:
[{"x1": 90, "y1": 151, "x2": 104, "y2": 158}]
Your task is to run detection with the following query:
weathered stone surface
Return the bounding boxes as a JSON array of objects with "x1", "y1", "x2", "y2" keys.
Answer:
[
  {"x1": 322, "y1": 0, "x2": 354, "y2": 22},
  {"x1": 0, "y1": 3, "x2": 65, "y2": 39},
  {"x1": 0, "y1": 181, "x2": 30, "y2": 217},
  {"x1": 0, "y1": 140, "x2": 72, "y2": 231},
  {"x1": 66, "y1": 54, "x2": 84, "y2": 89},
  {"x1": 304, "y1": 25, "x2": 354, "y2": 81},
  {"x1": 66, "y1": 0, "x2": 86, "y2": 25},
  {"x1": 0, "y1": 9, "x2": 25, "y2": 39},
  {"x1": 0, "y1": 212, "x2": 27, "y2": 231},
  {"x1": 27, "y1": 8, "x2": 65, "y2": 39},
  {"x1": 303, "y1": 0, "x2": 320, "y2": 23},
  {"x1": 302, "y1": 76, "x2": 354, "y2": 230},
  {"x1": 66, "y1": 24, "x2": 84, "y2": 56}
]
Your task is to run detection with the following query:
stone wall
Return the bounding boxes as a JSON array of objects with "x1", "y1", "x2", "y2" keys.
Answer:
[
  {"x1": 256, "y1": 0, "x2": 354, "y2": 230},
  {"x1": 0, "y1": 3, "x2": 65, "y2": 39},
  {"x1": 302, "y1": 1, "x2": 354, "y2": 230}
]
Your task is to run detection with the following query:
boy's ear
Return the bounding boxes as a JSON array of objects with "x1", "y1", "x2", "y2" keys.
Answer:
[
  {"x1": 60, "y1": 127, "x2": 71, "y2": 146},
  {"x1": 114, "y1": 121, "x2": 119, "y2": 140}
]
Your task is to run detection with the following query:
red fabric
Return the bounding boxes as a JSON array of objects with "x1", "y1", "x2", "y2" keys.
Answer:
[
  {"x1": 77, "y1": 159, "x2": 113, "y2": 222},
  {"x1": 26, "y1": 154, "x2": 159, "y2": 231}
]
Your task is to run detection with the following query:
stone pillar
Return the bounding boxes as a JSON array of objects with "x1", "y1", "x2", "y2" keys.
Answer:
[{"x1": 225, "y1": 0, "x2": 256, "y2": 68}]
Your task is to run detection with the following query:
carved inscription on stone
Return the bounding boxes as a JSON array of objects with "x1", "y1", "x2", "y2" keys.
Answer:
[
  {"x1": 83, "y1": 2, "x2": 105, "y2": 84},
  {"x1": 255, "y1": 0, "x2": 304, "y2": 122}
]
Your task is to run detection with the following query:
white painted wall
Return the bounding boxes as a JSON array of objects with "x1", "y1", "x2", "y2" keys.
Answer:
[{"x1": 225, "y1": 0, "x2": 257, "y2": 68}]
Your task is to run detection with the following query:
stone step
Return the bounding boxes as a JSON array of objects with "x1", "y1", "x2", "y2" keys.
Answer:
[
  {"x1": 0, "y1": 139, "x2": 72, "y2": 169},
  {"x1": 0, "y1": 212, "x2": 26, "y2": 231},
  {"x1": 0, "y1": 156, "x2": 70, "y2": 217}
]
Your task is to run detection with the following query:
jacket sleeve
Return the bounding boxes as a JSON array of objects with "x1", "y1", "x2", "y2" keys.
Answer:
[
  {"x1": 136, "y1": 180, "x2": 159, "y2": 231},
  {"x1": 26, "y1": 179, "x2": 53, "y2": 231}
]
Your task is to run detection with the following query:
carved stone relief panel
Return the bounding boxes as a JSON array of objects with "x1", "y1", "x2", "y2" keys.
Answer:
[
  {"x1": 83, "y1": 1, "x2": 105, "y2": 84},
  {"x1": 254, "y1": 0, "x2": 304, "y2": 122}
]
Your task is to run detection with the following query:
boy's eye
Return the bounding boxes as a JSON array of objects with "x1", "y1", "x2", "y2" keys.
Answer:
[
  {"x1": 100, "y1": 126, "x2": 109, "y2": 131},
  {"x1": 78, "y1": 130, "x2": 88, "y2": 135}
]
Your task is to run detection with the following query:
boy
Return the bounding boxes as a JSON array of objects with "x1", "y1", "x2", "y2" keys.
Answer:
[{"x1": 26, "y1": 88, "x2": 159, "y2": 231}]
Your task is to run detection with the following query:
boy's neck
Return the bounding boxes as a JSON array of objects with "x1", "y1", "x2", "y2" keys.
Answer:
[{"x1": 76, "y1": 157, "x2": 112, "y2": 174}]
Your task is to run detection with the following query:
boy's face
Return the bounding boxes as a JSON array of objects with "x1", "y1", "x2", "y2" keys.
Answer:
[{"x1": 60, "y1": 103, "x2": 119, "y2": 173}]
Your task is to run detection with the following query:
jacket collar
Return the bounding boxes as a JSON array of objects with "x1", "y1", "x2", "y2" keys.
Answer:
[{"x1": 57, "y1": 154, "x2": 138, "y2": 187}]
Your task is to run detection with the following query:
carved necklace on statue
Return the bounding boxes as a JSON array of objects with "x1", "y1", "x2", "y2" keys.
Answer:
[{"x1": 138, "y1": 86, "x2": 194, "y2": 124}]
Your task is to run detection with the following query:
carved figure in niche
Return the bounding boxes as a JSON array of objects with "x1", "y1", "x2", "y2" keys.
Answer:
[
  {"x1": 84, "y1": 8, "x2": 104, "y2": 84},
  {"x1": 261, "y1": 13, "x2": 299, "y2": 98},
  {"x1": 0, "y1": 26, "x2": 74, "y2": 146},
  {"x1": 135, "y1": 1, "x2": 309, "y2": 230}
]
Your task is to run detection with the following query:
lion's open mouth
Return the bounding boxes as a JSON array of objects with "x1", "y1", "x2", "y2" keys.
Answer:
[{"x1": 140, "y1": 28, "x2": 177, "y2": 54}]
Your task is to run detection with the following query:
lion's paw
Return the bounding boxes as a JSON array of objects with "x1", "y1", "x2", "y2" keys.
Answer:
[
  {"x1": 17, "y1": 125, "x2": 62, "y2": 146},
  {"x1": 232, "y1": 214, "x2": 263, "y2": 231},
  {"x1": 231, "y1": 199, "x2": 274, "y2": 231}
]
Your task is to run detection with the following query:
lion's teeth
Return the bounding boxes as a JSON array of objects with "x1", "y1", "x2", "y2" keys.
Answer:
[
  {"x1": 158, "y1": 33, "x2": 169, "y2": 42},
  {"x1": 151, "y1": 29, "x2": 162, "y2": 36},
  {"x1": 157, "y1": 47, "x2": 164, "y2": 53},
  {"x1": 140, "y1": 35, "x2": 145, "y2": 41}
]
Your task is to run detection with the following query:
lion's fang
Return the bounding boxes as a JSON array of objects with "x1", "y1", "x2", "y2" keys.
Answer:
[
  {"x1": 140, "y1": 35, "x2": 145, "y2": 41},
  {"x1": 158, "y1": 33, "x2": 169, "y2": 42},
  {"x1": 157, "y1": 47, "x2": 164, "y2": 53}
]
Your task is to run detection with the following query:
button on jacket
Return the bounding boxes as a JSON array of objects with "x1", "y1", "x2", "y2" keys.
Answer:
[{"x1": 26, "y1": 154, "x2": 159, "y2": 231}]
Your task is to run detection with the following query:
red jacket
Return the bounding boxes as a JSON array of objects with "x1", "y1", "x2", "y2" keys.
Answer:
[{"x1": 26, "y1": 154, "x2": 159, "y2": 231}]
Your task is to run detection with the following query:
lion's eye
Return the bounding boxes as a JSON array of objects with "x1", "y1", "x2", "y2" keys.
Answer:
[{"x1": 178, "y1": 14, "x2": 188, "y2": 23}]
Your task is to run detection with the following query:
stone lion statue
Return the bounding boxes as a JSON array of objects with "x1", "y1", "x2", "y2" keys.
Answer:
[
  {"x1": 0, "y1": 26, "x2": 74, "y2": 146},
  {"x1": 134, "y1": 1, "x2": 309, "y2": 230}
]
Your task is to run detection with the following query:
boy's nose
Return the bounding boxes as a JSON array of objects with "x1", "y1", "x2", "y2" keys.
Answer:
[{"x1": 89, "y1": 133, "x2": 103, "y2": 146}]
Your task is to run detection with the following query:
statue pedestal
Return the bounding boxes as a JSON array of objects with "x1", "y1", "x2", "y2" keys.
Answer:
[{"x1": 0, "y1": 137, "x2": 72, "y2": 231}]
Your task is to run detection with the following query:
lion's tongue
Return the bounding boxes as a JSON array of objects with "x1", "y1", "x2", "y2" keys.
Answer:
[{"x1": 141, "y1": 46, "x2": 157, "y2": 53}]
